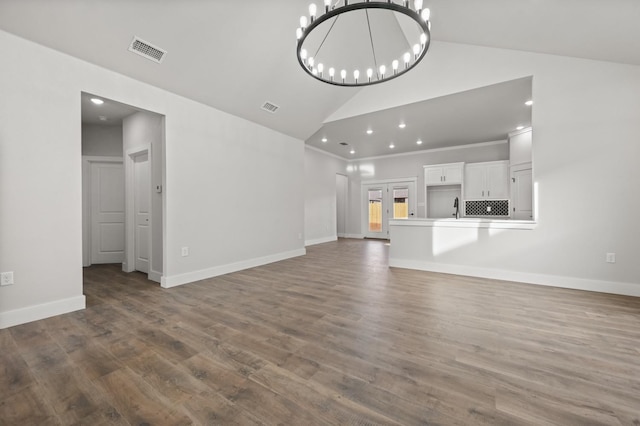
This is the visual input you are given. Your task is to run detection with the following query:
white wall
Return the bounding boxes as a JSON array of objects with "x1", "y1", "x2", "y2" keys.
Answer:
[
  {"x1": 81, "y1": 123, "x2": 123, "y2": 157},
  {"x1": 122, "y1": 111, "x2": 164, "y2": 281},
  {"x1": 0, "y1": 30, "x2": 305, "y2": 327},
  {"x1": 332, "y1": 41, "x2": 640, "y2": 290},
  {"x1": 304, "y1": 147, "x2": 347, "y2": 245}
]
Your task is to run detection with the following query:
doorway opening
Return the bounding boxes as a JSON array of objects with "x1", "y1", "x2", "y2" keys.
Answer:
[{"x1": 81, "y1": 92, "x2": 165, "y2": 284}]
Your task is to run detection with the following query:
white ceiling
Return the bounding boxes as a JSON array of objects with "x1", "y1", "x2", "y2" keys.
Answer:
[
  {"x1": 1, "y1": 0, "x2": 638, "y2": 156},
  {"x1": 307, "y1": 76, "x2": 532, "y2": 159},
  {"x1": 81, "y1": 92, "x2": 140, "y2": 126}
]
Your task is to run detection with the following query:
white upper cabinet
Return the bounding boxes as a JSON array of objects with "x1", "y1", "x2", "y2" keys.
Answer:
[
  {"x1": 424, "y1": 162, "x2": 464, "y2": 186},
  {"x1": 464, "y1": 161, "x2": 509, "y2": 199}
]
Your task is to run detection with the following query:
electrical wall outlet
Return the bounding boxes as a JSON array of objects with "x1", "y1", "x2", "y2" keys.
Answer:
[
  {"x1": 1, "y1": 271, "x2": 14, "y2": 286},
  {"x1": 181, "y1": 247, "x2": 189, "y2": 257},
  {"x1": 606, "y1": 253, "x2": 616, "y2": 263}
]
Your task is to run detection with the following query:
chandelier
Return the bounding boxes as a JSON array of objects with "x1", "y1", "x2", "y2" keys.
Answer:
[{"x1": 296, "y1": 0, "x2": 431, "y2": 87}]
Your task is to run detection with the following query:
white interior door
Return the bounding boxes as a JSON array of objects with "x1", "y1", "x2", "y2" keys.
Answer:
[
  {"x1": 134, "y1": 153, "x2": 150, "y2": 273},
  {"x1": 511, "y1": 167, "x2": 533, "y2": 220},
  {"x1": 363, "y1": 180, "x2": 416, "y2": 239},
  {"x1": 90, "y1": 162, "x2": 125, "y2": 264}
]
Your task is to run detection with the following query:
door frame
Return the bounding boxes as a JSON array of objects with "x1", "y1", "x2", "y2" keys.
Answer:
[
  {"x1": 82, "y1": 156, "x2": 124, "y2": 267},
  {"x1": 361, "y1": 177, "x2": 417, "y2": 239},
  {"x1": 124, "y1": 144, "x2": 152, "y2": 277}
]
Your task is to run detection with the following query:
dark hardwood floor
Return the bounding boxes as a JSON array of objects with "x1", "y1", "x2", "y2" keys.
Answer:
[{"x1": 2, "y1": 238, "x2": 640, "y2": 425}]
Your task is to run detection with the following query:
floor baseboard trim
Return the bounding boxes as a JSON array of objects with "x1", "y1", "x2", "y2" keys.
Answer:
[
  {"x1": 148, "y1": 270, "x2": 162, "y2": 283},
  {"x1": 305, "y1": 236, "x2": 337, "y2": 246},
  {"x1": 0, "y1": 295, "x2": 86, "y2": 329},
  {"x1": 161, "y1": 248, "x2": 307, "y2": 288},
  {"x1": 388, "y1": 259, "x2": 640, "y2": 297},
  {"x1": 341, "y1": 234, "x2": 365, "y2": 239}
]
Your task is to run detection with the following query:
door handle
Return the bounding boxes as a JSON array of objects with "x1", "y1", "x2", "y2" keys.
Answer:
[{"x1": 488, "y1": 190, "x2": 490, "y2": 197}]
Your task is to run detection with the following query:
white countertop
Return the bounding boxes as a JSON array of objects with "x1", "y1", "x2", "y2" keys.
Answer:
[{"x1": 389, "y1": 217, "x2": 537, "y2": 230}]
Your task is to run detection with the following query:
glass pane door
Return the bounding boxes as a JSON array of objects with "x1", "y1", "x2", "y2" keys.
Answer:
[
  {"x1": 368, "y1": 189, "x2": 383, "y2": 233},
  {"x1": 392, "y1": 187, "x2": 409, "y2": 219},
  {"x1": 363, "y1": 180, "x2": 417, "y2": 239}
]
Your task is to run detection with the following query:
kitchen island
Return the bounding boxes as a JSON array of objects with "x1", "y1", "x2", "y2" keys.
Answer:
[{"x1": 388, "y1": 217, "x2": 537, "y2": 283}]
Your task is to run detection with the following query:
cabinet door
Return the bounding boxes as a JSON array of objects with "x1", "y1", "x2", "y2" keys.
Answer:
[
  {"x1": 425, "y1": 167, "x2": 444, "y2": 185},
  {"x1": 486, "y1": 163, "x2": 509, "y2": 199},
  {"x1": 443, "y1": 164, "x2": 463, "y2": 184},
  {"x1": 511, "y1": 168, "x2": 533, "y2": 219},
  {"x1": 464, "y1": 164, "x2": 486, "y2": 199}
]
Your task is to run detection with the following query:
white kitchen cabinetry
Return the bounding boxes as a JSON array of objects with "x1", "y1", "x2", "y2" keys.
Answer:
[
  {"x1": 464, "y1": 161, "x2": 509, "y2": 199},
  {"x1": 424, "y1": 162, "x2": 464, "y2": 185}
]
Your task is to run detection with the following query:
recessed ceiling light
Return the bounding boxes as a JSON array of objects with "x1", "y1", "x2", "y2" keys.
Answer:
[
  {"x1": 516, "y1": 126, "x2": 524, "y2": 130},
  {"x1": 321, "y1": 137, "x2": 327, "y2": 142},
  {"x1": 416, "y1": 139, "x2": 423, "y2": 145},
  {"x1": 90, "y1": 98, "x2": 104, "y2": 105},
  {"x1": 366, "y1": 129, "x2": 373, "y2": 135},
  {"x1": 98, "y1": 116, "x2": 107, "y2": 121},
  {"x1": 350, "y1": 149, "x2": 355, "y2": 154},
  {"x1": 398, "y1": 123, "x2": 406, "y2": 129},
  {"x1": 389, "y1": 143, "x2": 395, "y2": 149},
  {"x1": 525, "y1": 100, "x2": 533, "y2": 106}
]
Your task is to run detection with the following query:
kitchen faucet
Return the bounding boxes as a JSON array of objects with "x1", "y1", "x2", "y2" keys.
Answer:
[{"x1": 453, "y1": 197, "x2": 460, "y2": 219}]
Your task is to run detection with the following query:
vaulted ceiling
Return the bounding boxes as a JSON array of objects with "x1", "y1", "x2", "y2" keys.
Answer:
[{"x1": 1, "y1": 0, "x2": 638, "y2": 158}]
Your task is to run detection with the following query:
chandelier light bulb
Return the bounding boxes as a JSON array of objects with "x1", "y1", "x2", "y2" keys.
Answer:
[
  {"x1": 340, "y1": 69, "x2": 347, "y2": 83},
  {"x1": 354, "y1": 69, "x2": 360, "y2": 83},
  {"x1": 404, "y1": 52, "x2": 411, "y2": 68},
  {"x1": 420, "y1": 33, "x2": 427, "y2": 46},
  {"x1": 309, "y1": 3, "x2": 317, "y2": 21},
  {"x1": 312, "y1": 68, "x2": 318, "y2": 75},
  {"x1": 324, "y1": 0, "x2": 331, "y2": 12},
  {"x1": 392, "y1": 60, "x2": 399, "y2": 74},
  {"x1": 308, "y1": 56, "x2": 314, "y2": 67},
  {"x1": 329, "y1": 67, "x2": 335, "y2": 81},
  {"x1": 318, "y1": 63, "x2": 324, "y2": 76},
  {"x1": 300, "y1": 49, "x2": 308, "y2": 63},
  {"x1": 296, "y1": 28, "x2": 303, "y2": 40},
  {"x1": 300, "y1": 15, "x2": 308, "y2": 29},
  {"x1": 422, "y1": 8, "x2": 431, "y2": 21},
  {"x1": 413, "y1": 43, "x2": 420, "y2": 59},
  {"x1": 367, "y1": 68, "x2": 373, "y2": 82},
  {"x1": 379, "y1": 65, "x2": 386, "y2": 78},
  {"x1": 414, "y1": 0, "x2": 423, "y2": 12}
]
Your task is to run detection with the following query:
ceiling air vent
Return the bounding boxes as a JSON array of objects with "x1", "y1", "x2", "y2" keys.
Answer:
[
  {"x1": 128, "y1": 36, "x2": 166, "y2": 63},
  {"x1": 339, "y1": 142, "x2": 349, "y2": 146},
  {"x1": 261, "y1": 102, "x2": 279, "y2": 113}
]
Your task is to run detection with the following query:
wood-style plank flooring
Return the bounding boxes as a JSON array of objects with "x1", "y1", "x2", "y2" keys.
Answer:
[{"x1": 2, "y1": 238, "x2": 640, "y2": 425}]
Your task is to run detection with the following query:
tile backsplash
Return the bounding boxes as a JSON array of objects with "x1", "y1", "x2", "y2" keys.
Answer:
[{"x1": 464, "y1": 200, "x2": 510, "y2": 217}]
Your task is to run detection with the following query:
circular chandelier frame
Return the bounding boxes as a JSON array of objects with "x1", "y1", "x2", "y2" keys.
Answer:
[{"x1": 296, "y1": 1, "x2": 431, "y2": 87}]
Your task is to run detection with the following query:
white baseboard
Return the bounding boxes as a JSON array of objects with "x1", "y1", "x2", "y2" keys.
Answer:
[
  {"x1": 148, "y1": 269, "x2": 162, "y2": 283},
  {"x1": 341, "y1": 233, "x2": 364, "y2": 239},
  {"x1": 161, "y1": 248, "x2": 306, "y2": 288},
  {"x1": 305, "y1": 236, "x2": 337, "y2": 246},
  {"x1": 0, "y1": 295, "x2": 86, "y2": 329},
  {"x1": 389, "y1": 258, "x2": 640, "y2": 297}
]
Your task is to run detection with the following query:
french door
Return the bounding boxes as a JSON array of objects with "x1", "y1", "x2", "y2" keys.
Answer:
[{"x1": 363, "y1": 179, "x2": 416, "y2": 239}]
